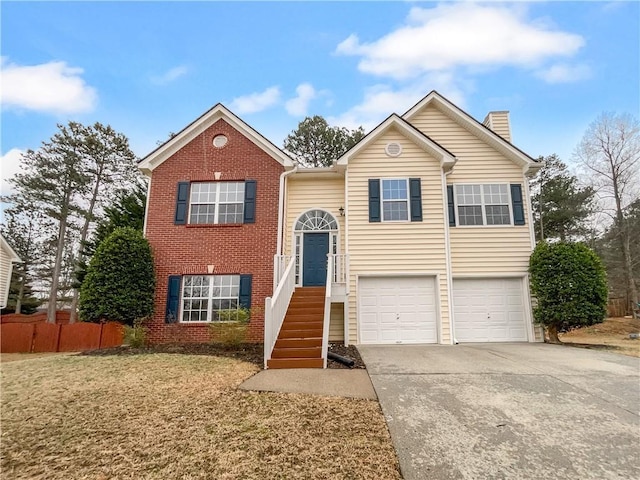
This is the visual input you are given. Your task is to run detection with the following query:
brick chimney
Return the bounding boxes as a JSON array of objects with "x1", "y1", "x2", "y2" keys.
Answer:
[{"x1": 482, "y1": 111, "x2": 511, "y2": 142}]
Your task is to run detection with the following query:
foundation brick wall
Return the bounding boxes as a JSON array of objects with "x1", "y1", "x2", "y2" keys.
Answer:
[{"x1": 144, "y1": 118, "x2": 284, "y2": 343}]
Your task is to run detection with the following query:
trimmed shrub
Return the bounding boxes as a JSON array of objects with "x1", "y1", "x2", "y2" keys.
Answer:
[
  {"x1": 79, "y1": 227, "x2": 155, "y2": 325},
  {"x1": 529, "y1": 241, "x2": 607, "y2": 343}
]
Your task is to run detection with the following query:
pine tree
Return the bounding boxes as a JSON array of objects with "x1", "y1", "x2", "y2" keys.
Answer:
[
  {"x1": 7, "y1": 125, "x2": 89, "y2": 322},
  {"x1": 530, "y1": 154, "x2": 595, "y2": 241},
  {"x1": 67, "y1": 122, "x2": 138, "y2": 322},
  {"x1": 283, "y1": 116, "x2": 365, "y2": 167}
]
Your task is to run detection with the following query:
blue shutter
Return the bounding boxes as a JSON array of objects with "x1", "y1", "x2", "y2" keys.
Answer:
[
  {"x1": 243, "y1": 180, "x2": 257, "y2": 223},
  {"x1": 174, "y1": 182, "x2": 190, "y2": 225},
  {"x1": 368, "y1": 179, "x2": 381, "y2": 222},
  {"x1": 239, "y1": 275, "x2": 252, "y2": 310},
  {"x1": 510, "y1": 184, "x2": 525, "y2": 225},
  {"x1": 409, "y1": 178, "x2": 422, "y2": 222},
  {"x1": 165, "y1": 275, "x2": 181, "y2": 323},
  {"x1": 447, "y1": 185, "x2": 456, "y2": 227}
]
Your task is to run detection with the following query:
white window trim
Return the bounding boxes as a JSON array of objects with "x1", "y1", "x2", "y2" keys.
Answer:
[
  {"x1": 188, "y1": 181, "x2": 244, "y2": 225},
  {"x1": 381, "y1": 178, "x2": 411, "y2": 223},
  {"x1": 453, "y1": 183, "x2": 513, "y2": 227},
  {"x1": 179, "y1": 274, "x2": 241, "y2": 323}
]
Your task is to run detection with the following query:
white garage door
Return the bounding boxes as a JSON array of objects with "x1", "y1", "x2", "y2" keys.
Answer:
[
  {"x1": 359, "y1": 276, "x2": 438, "y2": 344},
  {"x1": 453, "y1": 278, "x2": 527, "y2": 342}
]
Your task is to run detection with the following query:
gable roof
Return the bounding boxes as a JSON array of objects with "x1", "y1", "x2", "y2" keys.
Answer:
[
  {"x1": 1, "y1": 234, "x2": 21, "y2": 263},
  {"x1": 138, "y1": 103, "x2": 295, "y2": 175},
  {"x1": 336, "y1": 114, "x2": 457, "y2": 170},
  {"x1": 403, "y1": 91, "x2": 541, "y2": 174}
]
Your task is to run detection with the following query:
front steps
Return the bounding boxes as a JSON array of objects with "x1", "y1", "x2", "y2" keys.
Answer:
[{"x1": 267, "y1": 287, "x2": 325, "y2": 369}]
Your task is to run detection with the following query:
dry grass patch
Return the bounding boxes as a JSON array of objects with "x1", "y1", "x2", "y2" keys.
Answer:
[
  {"x1": 1, "y1": 354, "x2": 400, "y2": 480},
  {"x1": 560, "y1": 317, "x2": 640, "y2": 358},
  {"x1": 0, "y1": 353, "x2": 73, "y2": 363}
]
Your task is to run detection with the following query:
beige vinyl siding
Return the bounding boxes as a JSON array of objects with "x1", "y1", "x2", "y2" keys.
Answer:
[
  {"x1": 411, "y1": 105, "x2": 534, "y2": 274},
  {"x1": 329, "y1": 303, "x2": 345, "y2": 342},
  {"x1": 1, "y1": 247, "x2": 13, "y2": 309},
  {"x1": 346, "y1": 128, "x2": 450, "y2": 344},
  {"x1": 283, "y1": 175, "x2": 345, "y2": 256}
]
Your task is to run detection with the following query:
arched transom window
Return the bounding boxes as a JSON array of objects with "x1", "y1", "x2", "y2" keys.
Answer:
[{"x1": 295, "y1": 209, "x2": 338, "y2": 231}]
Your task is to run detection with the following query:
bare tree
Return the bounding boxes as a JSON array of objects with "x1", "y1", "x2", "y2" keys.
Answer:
[{"x1": 574, "y1": 112, "x2": 640, "y2": 312}]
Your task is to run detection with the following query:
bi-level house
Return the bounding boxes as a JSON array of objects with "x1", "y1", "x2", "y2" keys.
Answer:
[{"x1": 139, "y1": 91, "x2": 542, "y2": 368}]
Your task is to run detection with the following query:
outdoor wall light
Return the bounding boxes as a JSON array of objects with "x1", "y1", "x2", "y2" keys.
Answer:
[{"x1": 339, "y1": 206, "x2": 345, "y2": 217}]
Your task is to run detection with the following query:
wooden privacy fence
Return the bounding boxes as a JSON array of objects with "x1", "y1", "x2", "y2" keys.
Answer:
[{"x1": 0, "y1": 322, "x2": 123, "y2": 353}]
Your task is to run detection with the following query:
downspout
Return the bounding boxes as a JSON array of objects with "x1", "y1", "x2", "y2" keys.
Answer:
[
  {"x1": 276, "y1": 166, "x2": 297, "y2": 255},
  {"x1": 443, "y1": 167, "x2": 457, "y2": 345},
  {"x1": 142, "y1": 174, "x2": 152, "y2": 237}
]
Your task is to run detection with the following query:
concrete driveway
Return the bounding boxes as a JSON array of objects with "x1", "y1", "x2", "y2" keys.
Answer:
[{"x1": 358, "y1": 343, "x2": 640, "y2": 480}]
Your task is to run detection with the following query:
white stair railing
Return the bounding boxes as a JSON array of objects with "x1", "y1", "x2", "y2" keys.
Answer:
[
  {"x1": 330, "y1": 253, "x2": 348, "y2": 284},
  {"x1": 264, "y1": 256, "x2": 296, "y2": 368},
  {"x1": 321, "y1": 254, "x2": 333, "y2": 368}
]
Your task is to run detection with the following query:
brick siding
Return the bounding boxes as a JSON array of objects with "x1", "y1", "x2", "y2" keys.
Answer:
[{"x1": 144, "y1": 118, "x2": 284, "y2": 343}]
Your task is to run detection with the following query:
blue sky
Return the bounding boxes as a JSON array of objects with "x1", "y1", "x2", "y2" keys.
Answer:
[{"x1": 1, "y1": 1, "x2": 639, "y2": 197}]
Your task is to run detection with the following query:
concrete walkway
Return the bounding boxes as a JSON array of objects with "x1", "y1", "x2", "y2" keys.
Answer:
[
  {"x1": 239, "y1": 368, "x2": 377, "y2": 400},
  {"x1": 360, "y1": 343, "x2": 640, "y2": 480}
]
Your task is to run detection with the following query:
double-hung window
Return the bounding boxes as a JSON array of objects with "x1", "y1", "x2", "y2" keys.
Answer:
[
  {"x1": 189, "y1": 182, "x2": 245, "y2": 224},
  {"x1": 382, "y1": 179, "x2": 409, "y2": 221},
  {"x1": 455, "y1": 184, "x2": 511, "y2": 226},
  {"x1": 181, "y1": 275, "x2": 240, "y2": 322}
]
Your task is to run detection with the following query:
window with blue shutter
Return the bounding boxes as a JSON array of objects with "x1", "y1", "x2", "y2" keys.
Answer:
[
  {"x1": 409, "y1": 178, "x2": 423, "y2": 222},
  {"x1": 239, "y1": 275, "x2": 252, "y2": 310},
  {"x1": 368, "y1": 179, "x2": 381, "y2": 222},
  {"x1": 174, "y1": 182, "x2": 190, "y2": 225},
  {"x1": 243, "y1": 180, "x2": 257, "y2": 223},
  {"x1": 447, "y1": 185, "x2": 456, "y2": 226},
  {"x1": 165, "y1": 275, "x2": 182, "y2": 323},
  {"x1": 510, "y1": 184, "x2": 525, "y2": 225}
]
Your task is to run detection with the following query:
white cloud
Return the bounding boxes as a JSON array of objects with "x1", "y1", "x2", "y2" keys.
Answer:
[
  {"x1": 336, "y1": 3, "x2": 585, "y2": 80},
  {"x1": 535, "y1": 63, "x2": 592, "y2": 84},
  {"x1": 328, "y1": 74, "x2": 467, "y2": 131},
  {"x1": 0, "y1": 149, "x2": 25, "y2": 197},
  {"x1": 151, "y1": 65, "x2": 189, "y2": 85},
  {"x1": 0, "y1": 58, "x2": 97, "y2": 114},
  {"x1": 285, "y1": 83, "x2": 317, "y2": 116},
  {"x1": 230, "y1": 86, "x2": 281, "y2": 114}
]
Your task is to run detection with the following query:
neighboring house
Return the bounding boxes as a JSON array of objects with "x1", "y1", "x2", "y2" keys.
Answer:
[
  {"x1": 0, "y1": 234, "x2": 21, "y2": 310},
  {"x1": 140, "y1": 91, "x2": 542, "y2": 367}
]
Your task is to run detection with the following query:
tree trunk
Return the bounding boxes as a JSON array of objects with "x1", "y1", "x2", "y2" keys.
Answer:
[
  {"x1": 48, "y1": 214, "x2": 68, "y2": 323},
  {"x1": 547, "y1": 325, "x2": 562, "y2": 344},
  {"x1": 68, "y1": 167, "x2": 103, "y2": 323},
  {"x1": 15, "y1": 272, "x2": 25, "y2": 314},
  {"x1": 621, "y1": 229, "x2": 639, "y2": 313}
]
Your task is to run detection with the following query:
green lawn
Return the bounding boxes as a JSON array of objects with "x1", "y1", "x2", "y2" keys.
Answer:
[{"x1": 1, "y1": 353, "x2": 400, "y2": 479}]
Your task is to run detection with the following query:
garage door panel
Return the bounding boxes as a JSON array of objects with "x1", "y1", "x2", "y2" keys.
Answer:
[
  {"x1": 453, "y1": 278, "x2": 527, "y2": 343},
  {"x1": 359, "y1": 276, "x2": 438, "y2": 345}
]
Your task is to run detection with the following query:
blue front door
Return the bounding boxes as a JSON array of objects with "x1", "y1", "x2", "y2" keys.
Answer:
[{"x1": 303, "y1": 233, "x2": 329, "y2": 286}]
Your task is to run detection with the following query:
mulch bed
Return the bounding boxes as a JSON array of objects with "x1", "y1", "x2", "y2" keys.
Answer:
[
  {"x1": 81, "y1": 342, "x2": 367, "y2": 369},
  {"x1": 327, "y1": 343, "x2": 366, "y2": 369}
]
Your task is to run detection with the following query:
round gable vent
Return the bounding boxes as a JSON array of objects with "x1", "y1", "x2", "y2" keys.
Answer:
[
  {"x1": 385, "y1": 142, "x2": 402, "y2": 157},
  {"x1": 213, "y1": 134, "x2": 228, "y2": 148}
]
